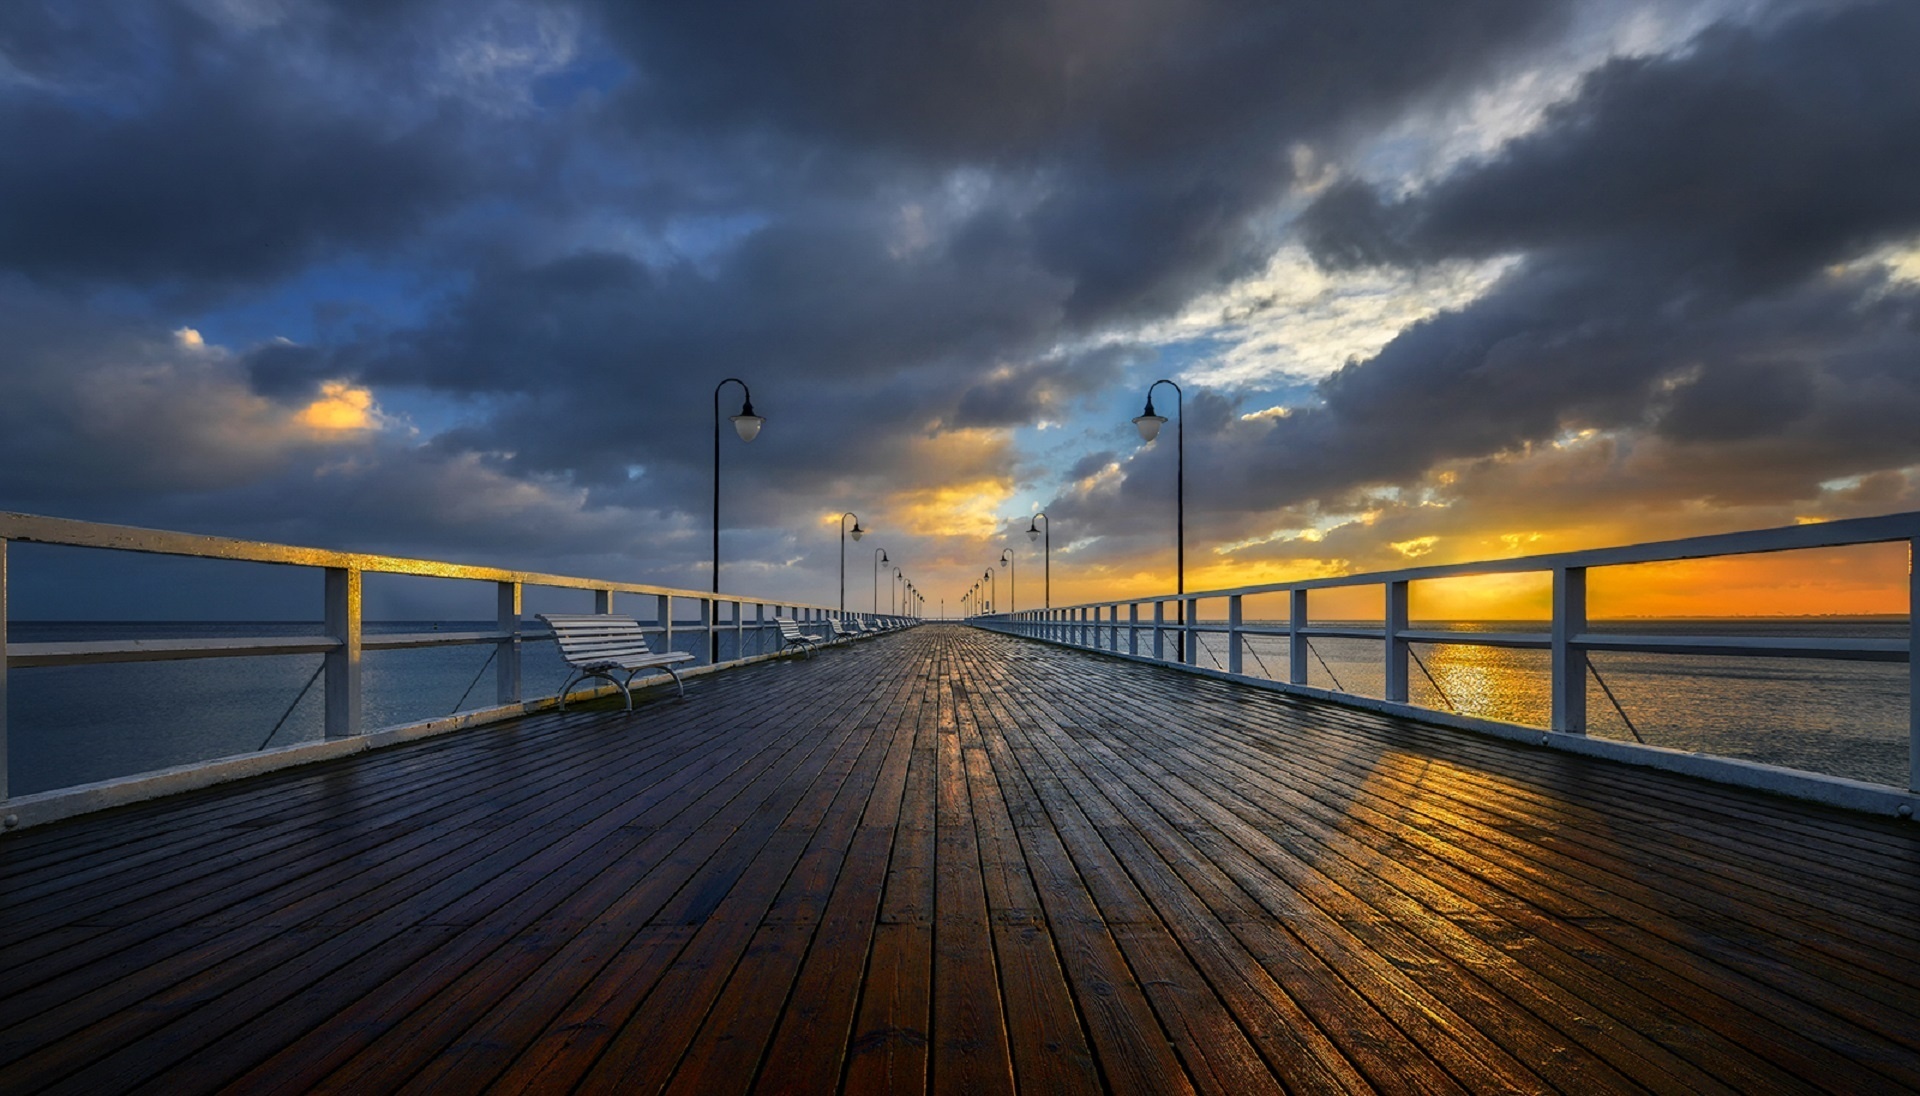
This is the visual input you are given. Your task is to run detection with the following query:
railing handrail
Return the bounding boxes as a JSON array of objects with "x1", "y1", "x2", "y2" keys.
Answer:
[
  {"x1": 1007, "y1": 510, "x2": 1920, "y2": 612},
  {"x1": 0, "y1": 511, "x2": 837, "y2": 605}
]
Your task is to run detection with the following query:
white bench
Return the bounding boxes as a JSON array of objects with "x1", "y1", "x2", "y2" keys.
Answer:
[
  {"x1": 776, "y1": 617, "x2": 825, "y2": 657},
  {"x1": 539, "y1": 613, "x2": 697, "y2": 707},
  {"x1": 828, "y1": 618, "x2": 862, "y2": 642}
]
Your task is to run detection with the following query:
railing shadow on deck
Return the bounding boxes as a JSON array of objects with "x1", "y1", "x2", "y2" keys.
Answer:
[{"x1": 973, "y1": 511, "x2": 1918, "y2": 820}]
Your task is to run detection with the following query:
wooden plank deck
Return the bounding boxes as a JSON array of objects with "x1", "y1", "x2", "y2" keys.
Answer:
[{"x1": 2, "y1": 623, "x2": 1917, "y2": 1094}]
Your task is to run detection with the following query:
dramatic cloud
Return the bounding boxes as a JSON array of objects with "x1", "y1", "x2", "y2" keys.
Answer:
[
  {"x1": 1, "y1": 0, "x2": 1914, "y2": 615},
  {"x1": 1222, "y1": 0, "x2": 1920, "y2": 538}
]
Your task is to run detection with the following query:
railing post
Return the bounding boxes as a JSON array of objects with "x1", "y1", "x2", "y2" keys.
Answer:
[
  {"x1": 733, "y1": 599, "x2": 744, "y2": 663},
  {"x1": 1910, "y1": 535, "x2": 1918, "y2": 793},
  {"x1": 495, "y1": 582, "x2": 522, "y2": 705},
  {"x1": 324, "y1": 567, "x2": 363, "y2": 739},
  {"x1": 659, "y1": 594, "x2": 673, "y2": 657},
  {"x1": 1289, "y1": 589, "x2": 1307, "y2": 685},
  {"x1": 1385, "y1": 580, "x2": 1409, "y2": 702},
  {"x1": 1152, "y1": 601, "x2": 1165, "y2": 660},
  {"x1": 1175, "y1": 595, "x2": 1190, "y2": 664},
  {"x1": 1228, "y1": 594, "x2": 1243, "y2": 676},
  {"x1": 594, "y1": 589, "x2": 614, "y2": 614},
  {"x1": 0, "y1": 537, "x2": 9, "y2": 802},
  {"x1": 701, "y1": 597, "x2": 715, "y2": 666},
  {"x1": 1552, "y1": 566, "x2": 1588, "y2": 734},
  {"x1": 1128, "y1": 603, "x2": 1140, "y2": 655}
]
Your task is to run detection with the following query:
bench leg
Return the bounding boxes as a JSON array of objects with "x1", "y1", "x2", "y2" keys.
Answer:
[
  {"x1": 556, "y1": 669, "x2": 586, "y2": 711},
  {"x1": 612, "y1": 667, "x2": 686, "y2": 706}
]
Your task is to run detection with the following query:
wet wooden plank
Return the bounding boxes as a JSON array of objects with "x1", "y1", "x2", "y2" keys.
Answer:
[{"x1": 1, "y1": 625, "x2": 1915, "y2": 1095}]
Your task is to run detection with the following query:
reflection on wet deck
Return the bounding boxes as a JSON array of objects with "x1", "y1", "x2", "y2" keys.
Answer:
[{"x1": 2, "y1": 624, "x2": 1916, "y2": 1093}]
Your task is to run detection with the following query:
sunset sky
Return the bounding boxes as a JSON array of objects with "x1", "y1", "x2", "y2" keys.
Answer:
[{"x1": 3, "y1": 0, "x2": 1917, "y2": 619}]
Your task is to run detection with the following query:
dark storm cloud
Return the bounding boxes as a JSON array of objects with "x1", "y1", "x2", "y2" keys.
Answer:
[
  {"x1": 1065, "y1": 450, "x2": 1117, "y2": 483},
  {"x1": 596, "y1": 0, "x2": 1574, "y2": 323},
  {"x1": 1402, "y1": 3, "x2": 1920, "y2": 289},
  {"x1": 0, "y1": 0, "x2": 1584, "y2": 547},
  {"x1": 1255, "y1": 0, "x2": 1920, "y2": 515},
  {"x1": 0, "y1": 89, "x2": 476, "y2": 285},
  {"x1": 0, "y1": 1, "x2": 544, "y2": 290},
  {"x1": 27, "y1": 0, "x2": 1881, "y2": 604},
  {"x1": 600, "y1": 0, "x2": 1566, "y2": 160},
  {"x1": 951, "y1": 350, "x2": 1129, "y2": 430},
  {"x1": 325, "y1": 0, "x2": 1582, "y2": 536}
]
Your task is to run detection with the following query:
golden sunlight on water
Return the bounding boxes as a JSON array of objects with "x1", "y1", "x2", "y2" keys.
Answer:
[{"x1": 1204, "y1": 619, "x2": 1911, "y2": 789}]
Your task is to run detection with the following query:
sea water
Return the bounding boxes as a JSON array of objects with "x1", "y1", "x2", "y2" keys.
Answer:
[
  {"x1": 5, "y1": 619, "x2": 1909, "y2": 797},
  {"x1": 5, "y1": 620, "x2": 778, "y2": 797},
  {"x1": 1063, "y1": 617, "x2": 1908, "y2": 789}
]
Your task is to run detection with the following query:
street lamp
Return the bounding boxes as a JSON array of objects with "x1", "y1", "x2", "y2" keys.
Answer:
[
  {"x1": 983, "y1": 569, "x2": 995, "y2": 617},
  {"x1": 999, "y1": 549, "x2": 1015, "y2": 615},
  {"x1": 1026, "y1": 512, "x2": 1049, "y2": 609},
  {"x1": 1133, "y1": 379, "x2": 1184, "y2": 658},
  {"x1": 1131, "y1": 380, "x2": 1181, "y2": 581},
  {"x1": 872, "y1": 548, "x2": 889, "y2": 615},
  {"x1": 839, "y1": 512, "x2": 865, "y2": 613},
  {"x1": 713, "y1": 378, "x2": 763, "y2": 660}
]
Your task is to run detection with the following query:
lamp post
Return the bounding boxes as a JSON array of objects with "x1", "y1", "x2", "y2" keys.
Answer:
[
  {"x1": 1132, "y1": 379, "x2": 1184, "y2": 659},
  {"x1": 999, "y1": 548, "x2": 1015, "y2": 615},
  {"x1": 839, "y1": 512, "x2": 865, "y2": 613},
  {"x1": 1026, "y1": 512, "x2": 1049, "y2": 609},
  {"x1": 872, "y1": 548, "x2": 889, "y2": 615},
  {"x1": 713, "y1": 378, "x2": 764, "y2": 661},
  {"x1": 983, "y1": 569, "x2": 995, "y2": 616}
]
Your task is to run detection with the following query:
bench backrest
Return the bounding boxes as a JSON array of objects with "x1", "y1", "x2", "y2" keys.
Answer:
[
  {"x1": 776, "y1": 618, "x2": 811, "y2": 638},
  {"x1": 539, "y1": 613, "x2": 661, "y2": 662}
]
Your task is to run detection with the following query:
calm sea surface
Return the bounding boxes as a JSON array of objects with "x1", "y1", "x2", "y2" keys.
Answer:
[
  {"x1": 7, "y1": 618, "x2": 1910, "y2": 796},
  {"x1": 8, "y1": 620, "x2": 767, "y2": 797}
]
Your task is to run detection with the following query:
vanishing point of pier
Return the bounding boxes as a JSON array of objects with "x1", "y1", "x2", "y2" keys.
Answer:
[{"x1": 2, "y1": 624, "x2": 1916, "y2": 1093}]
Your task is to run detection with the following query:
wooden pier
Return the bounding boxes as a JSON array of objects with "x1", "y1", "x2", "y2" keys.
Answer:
[{"x1": 2, "y1": 624, "x2": 1916, "y2": 1093}]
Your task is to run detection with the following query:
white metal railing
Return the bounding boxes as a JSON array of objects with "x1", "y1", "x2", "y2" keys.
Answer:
[
  {"x1": 976, "y1": 511, "x2": 1919, "y2": 798},
  {"x1": 0, "y1": 512, "x2": 915, "y2": 810}
]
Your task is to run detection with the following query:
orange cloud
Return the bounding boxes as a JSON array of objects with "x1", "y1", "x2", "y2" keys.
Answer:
[{"x1": 296, "y1": 381, "x2": 382, "y2": 432}]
